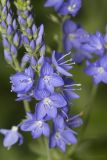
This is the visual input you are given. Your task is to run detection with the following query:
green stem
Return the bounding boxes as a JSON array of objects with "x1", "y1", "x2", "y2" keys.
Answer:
[
  {"x1": 44, "y1": 137, "x2": 52, "y2": 160},
  {"x1": 23, "y1": 100, "x2": 30, "y2": 112}
]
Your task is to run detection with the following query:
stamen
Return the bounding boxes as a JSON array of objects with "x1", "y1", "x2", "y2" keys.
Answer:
[
  {"x1": 61, "y1": 110, "x2": 68, "y2": 119},
  {"x1": 57, "y1": 52, "x2": 71, "y2": 62},
  {"x1": 64, "y1": 88, "x2": 81, "y2": 91},
  {"x1": 64, "y1": 84, "x2": 81, "y2": 87},
  {"x1": 59, "y1": 58, "x2": 74, "y2": 65}
]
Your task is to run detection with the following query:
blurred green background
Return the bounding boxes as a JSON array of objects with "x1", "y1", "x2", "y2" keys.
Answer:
[{"x1": 0, "y1": 0, "x2": 107, "y2": 160}]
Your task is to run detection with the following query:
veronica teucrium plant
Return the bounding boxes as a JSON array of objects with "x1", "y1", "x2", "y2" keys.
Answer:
[{"x1": 1, "y1": 0, "x2": 106, "y2": 159}]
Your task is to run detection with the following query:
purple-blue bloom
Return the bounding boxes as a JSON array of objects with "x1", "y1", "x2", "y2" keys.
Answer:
[
  {"x1": 52, "y1": 51, "x2": 73, "y2": 76},
  {"x1": 0, "y1": 126, "x2": 23, "y2": 149},
  {"x1": 10, "y1": 67, "x2": 34, "y2": 94},
  {"x1": 58, "y1": 0, "x2": 82, "y2": 16},
  {"x1": 82, "y1": 31, "x2": 105, "y2": 56},
  {"x1": 63, "y1": 19, "x2": 89, "y2": 52},
  {"x1": 49, "y1": 115, "x2": 77, "y2": 152},
  {"x1": 21, "y1": 113, "x2": 50, "y2": 138},
  {"x1": 37, "y1": 62, "x2": 64, "y2": 93},
  {"x1": 44, "y1": 0, "x2": 64, "y2": 10},
  {"x1": 85, "y1": 55, "x2": 107, "y2": 84},
  {"x1": 66, "y1": 114, "x2": 83, "y2": 128},
  {"x1": 34, "y1": 89, "x2": 67, "y2": 119},
  {"x1": 62, "y1": 77, "x2": 80, "y2": 102},
  {"x1": 73, "y1": 49, "x2": 93, "y2": 63}
]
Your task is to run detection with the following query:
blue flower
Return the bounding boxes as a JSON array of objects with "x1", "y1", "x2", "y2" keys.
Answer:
[
  {"x1": 66, "y1": 114, "x2": 83, "y2": 128},
  {"x1": 58, "y1": 0, "x2": 82, "y2": 16},
  {"x1": 62, "y1": 77, "x2": 80, "y2": 102},
  {"x1": 44, "y1": 0, "x2": 64, "y2": 10},
  {"x1": 85, "y1": 55, "x2": 107, "y2": 84},
  {"x1": 21, "y1": 113, "x2": 50, "y2": 138},
  {"x1": 0, "y1": 126, "x2": 23, "y2": 149},
  {"x1": 82, "y1": 31, "x2": 104, "y2": 56},
  {"x1": 63, "y1": 19, "x2": 89, "y2": 52},
  {"x1": 16, "y1": 91, "x2": 34, "y2": 101},
  {"x1": 34, "y1": 89, "x2": 67, "y2": 119},
  {"x1": 10, "y1": 67, "x2": 34, "y2": 94},
  {"x1": 49, "y1": 115, "x2": 77, "y2": 152},
  {"x1": 73, "y1": 49, "x2": 93, "y2": 63},
  {"x1": 52, "y1": 51, "x2": 73, "y2": 76},
  {"x1": 38, "y1": 62, "x2": 64, "y2": 92}
]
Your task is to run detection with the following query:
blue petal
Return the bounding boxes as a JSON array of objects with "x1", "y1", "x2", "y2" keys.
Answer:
[
  {"x1": 21, "y1": 119, "x2": 36, "y2": 131},
  {"x1": 100, "y1": 55, "x2": 107, "y2": 69},
  {"x1": 43, "y1": 123, "x2": 50, "y2": 137},
  {"x1": 34, "y1": 89, "x2": 50, "y2": 100},
  {"x1": 102, "y1": 72, "x2": 107, "y2": 84},
  {"x1": 56, "y1": 65, "x2": 72, "y2": 76},
  {"x1": 56, "y1": 137, "x2": 66, "y2": 152},
  {"x1": 36, "y1": 102, "x2": 47, "y2": 119},
  {"x1": 49, "y1": 134, "x2": 56, "y2": 148},
  {"x1": 31, "y1": 127, "x2": 42, "y2": 139},
  {"x1": 41, "y1": 62, "x2": 53, "y2": 76},
  {"x1": 63, "y1": 19, "x2": 77, "y2": 34},
  {"x1": 58, "y1": 3, "x2": 68, "y2": 15},
  {"x1": 50, "y1": 93, "x2": 67, "y2": 108},
  {"x1": 0, "y1": 129, "x2": 9, "y2": 135},
  {"x1": 84, "y1": 65, "x2": 98, "y2": 76},
  {"x1": 94, "y1": 74, "x2": 102, "y2": 84},
  {"x1": 54, "y1": 115, "x2": 65, "y2": 130},
  {"x1": 25, "y1": 67, "x2": 34, "y2": 78},
  {"x1": 51, "y1": 74, "x2": 64, "y2": 87},
  {"x1": 46, "y1": 105, "x2": 57, "y2": 118},
  {"x1": 62, "y1": 129, "x2": 77, "y2": 144},
  {"x1": 3, "y1": 131, "x2": 19, "y2": 148}
]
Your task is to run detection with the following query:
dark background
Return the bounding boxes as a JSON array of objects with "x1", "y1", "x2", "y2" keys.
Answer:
[{"x1": 0, "y1": 0, "x2": 107, "y2": 159}]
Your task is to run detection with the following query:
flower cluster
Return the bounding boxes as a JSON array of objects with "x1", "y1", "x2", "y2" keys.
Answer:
[
  {"x1": 0, "y1": 0, "x2": 82, "y2": 152},
  {"x1": 44, "y1": 0, "x2": 107, "y2": 85},
  {"x1": 44, "y1": 0, "x2": 82, "y2": 16},
  {"x1": 0, "y1": 0, "x2": 21, "y2": 68},
  {"x1": 62, "y1": 19, "x2": 107, "y2": 84}
]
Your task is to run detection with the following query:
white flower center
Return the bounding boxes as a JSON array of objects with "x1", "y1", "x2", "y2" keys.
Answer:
[
  {"x1": 44, "y1": 97, "x2": 51, "y2": 105},
  {"x1": 68, "y1": 4, "x2": 77, "y2": 12},
  {"x1": 98, "y1": 67, "x2": 104, "y2": 74},
  {"x1": 35, "y1": 121, "x2": 43, "y2": 128},
  {"x1": 97, "y1": 44, "x2": 102, "y2": 50},
  {"x1": 44, "y1": 76, "x2": 51, "y2": 82},
  {"x1": 55, "y1": 132, "x2": 61, "y2": 139},
  {"x1": 12, "y1": 126, "x2": 18, "y2": 132},
  {"x1": 68, "y1": 33, "x2": 75, "y2": 40}
]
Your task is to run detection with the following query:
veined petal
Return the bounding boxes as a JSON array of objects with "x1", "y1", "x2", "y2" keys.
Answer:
[
  {"x1": 34, "y1": 89, "x2": 50, "y2": 100},
  {"x1": 43, "y1": 123, "x2": 50, "y2": 137},
  {"x1": 31, "y1": 127, "x2": 42, "y2": 139},
  {"x1": 50, "y1": 93, "x2": 67, "y2": 108},
  {"x1": 36, "y1": 102, "x2": 47, "y2": 119},
  {"x1": 20, "y1": 119, "x2": 36, "y2": 131},
  {"x1": 41, "y1": 62, "x2": 53, "y2": 76},
  {"x1": 49, "y1": 134, "x2": 56, "y2": 148},
  {"x1": 51, "y1": 74, "x2": 64, "y2": 87},
  {"x1": 46, "y1": 105, "x2": 57, "y2": 118},
  {"x1": 56, "y1": 138, "x2": 66, "y2": 152},
  {"x1": 56, "y1": 66, "x2": 72, "y2": 76},
  {"x1": 62, "y1": 129, "x2": 77, "y2": 144}
]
